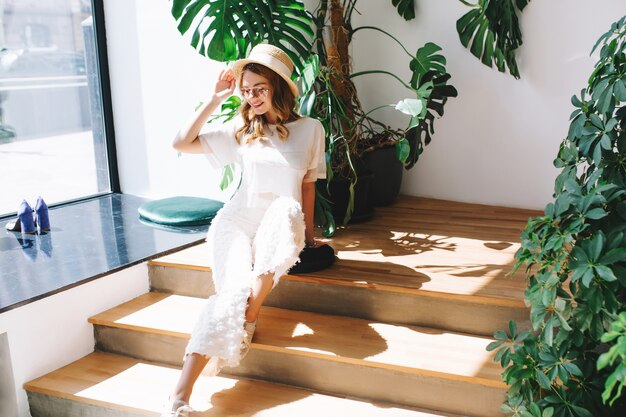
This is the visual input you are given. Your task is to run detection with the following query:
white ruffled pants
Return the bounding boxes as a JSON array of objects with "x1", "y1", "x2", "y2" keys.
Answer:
[{"x1": 184, "y1": 196, "x2": 305, "y2": 372}]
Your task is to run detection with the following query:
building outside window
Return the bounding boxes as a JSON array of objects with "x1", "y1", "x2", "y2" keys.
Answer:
[{"x1": 0, "y1": 0, "x2": 111, "y2": 216}]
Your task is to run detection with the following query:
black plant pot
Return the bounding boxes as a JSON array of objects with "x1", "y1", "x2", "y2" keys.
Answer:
[
  {"x1": 320, "y1": 170, "x2": 375, "y2": 224},
  {"x1": 362, "y1": 146, "x2": 403, "y2": 207}
]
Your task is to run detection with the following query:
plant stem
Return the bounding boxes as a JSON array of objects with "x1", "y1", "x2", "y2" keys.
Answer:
[
  {"x1": 355, "y1": 104, "x2": 392, "y2": 125},
  {"x1": 458, "y1": 0, "x2": 478, "y2": 6},
  {"x1": 349, "y1": 69, "x2": 416, "y2": 91},
  {"x1": 344, "y1": 0, "x2": 358, "y2": 28},
  {"x1": 351, "y1": 25, "x2": 413, "y2": 59},
  {"x1": 316, "y1": 0, "x2": 329, "y2": 64}
]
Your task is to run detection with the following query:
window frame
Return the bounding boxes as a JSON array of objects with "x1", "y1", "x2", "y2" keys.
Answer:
[
  {"x1": 0, "y1": 0, "x2": 120, "y2": 220},
  {"x1": 92, "y1": 0, "x2": 121, "y2": 194}
]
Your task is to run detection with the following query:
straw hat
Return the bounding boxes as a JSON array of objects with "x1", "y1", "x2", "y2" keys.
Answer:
[{"x1": 232, "y1": 44, "x2": 299, "y2": 98}]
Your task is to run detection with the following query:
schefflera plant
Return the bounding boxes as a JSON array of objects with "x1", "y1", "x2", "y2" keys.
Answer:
[{"x1": 488, "y1": 16, "x2": 626, "y2": 417}]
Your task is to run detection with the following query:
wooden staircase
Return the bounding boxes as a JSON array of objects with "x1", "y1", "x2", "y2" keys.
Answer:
[{"x1": 24, "y1": 196, "x2": 538, "y2": 417}]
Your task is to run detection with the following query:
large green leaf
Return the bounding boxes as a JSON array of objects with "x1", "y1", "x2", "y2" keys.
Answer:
[
  {"x1": 401, "y1": 41, "x2": 456, "y2": 169},
  {"x1": 391, "y1": 0, "x2": 416, "y2": 21},
  {"x1": 298, "y1": 53, "x2": 319, "y2": 97},
  {"x1": 456, "y1": 0, "x2": 530, "y2": 79},
  {"x1": 405, "y1": 71, "x2": 458, "y2": 169},
  {"x1": 171, "y1": 0, "x2": 314, "y2": 71},
  {"x1": 395, "y1": 138, "x2": 410, "y2": 163},
  {"x1": 409, "y1": 42, "x2": 447, "y2": 88}
]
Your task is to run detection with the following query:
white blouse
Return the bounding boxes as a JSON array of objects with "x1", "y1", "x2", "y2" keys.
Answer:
[{"x1": 199, "y1": 116, "x2": 326, "y2": 209}]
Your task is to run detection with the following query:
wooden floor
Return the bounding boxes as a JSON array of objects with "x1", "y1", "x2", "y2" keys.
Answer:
[
  {"x1": 154, "y1": 195, "x2": 540, "y2": 305},
  {"x1": 317, "y1": 196, "x2": 538, "y2": 302}
]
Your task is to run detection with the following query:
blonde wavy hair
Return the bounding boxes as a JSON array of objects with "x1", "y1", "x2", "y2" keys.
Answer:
[{"x1": 235, "y1": 63, "x2": 300, "y2": 144}]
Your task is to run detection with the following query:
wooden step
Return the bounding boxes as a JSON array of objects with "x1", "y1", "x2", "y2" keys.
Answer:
[
  {"x1": 150, "y1": 196, "x2": 531, "y2": 302},
  {"x1": 149, "y1": 243, "x2": 216, "y2": 299},
  {"x1": 89, "y1": 292, "x2": 507, "y2": 416},
  {"x1": 149, "y1": 239, "x2": 529, "y2": 336},
  {"x1": 151, "y1": 235, "x2": 527, "y2": 301},
  {"x1": 24, "y1": 352, "x2": 454, "y2": 417}
]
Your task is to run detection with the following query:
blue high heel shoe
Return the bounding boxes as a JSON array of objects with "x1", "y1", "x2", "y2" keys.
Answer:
[
  {"x1": 34, "y1": 196, "x2": 50, "y2": 231},
  {"x1": 5, "y1": 200, "x2": 36, "y2": 234}
]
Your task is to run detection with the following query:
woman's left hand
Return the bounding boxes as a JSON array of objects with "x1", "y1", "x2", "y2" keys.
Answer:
[{"x1": 213, "y1": 68, "x2": 236, "y2": 101}]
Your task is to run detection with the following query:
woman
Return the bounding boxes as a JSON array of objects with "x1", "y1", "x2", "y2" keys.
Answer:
[{"x1": 162, "y1": 44, "x2": 326, "y2": 416}]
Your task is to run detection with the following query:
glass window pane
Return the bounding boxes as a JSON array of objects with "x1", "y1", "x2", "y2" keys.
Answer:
[{"x1": 0, "y1": 0, "x2": 109, "y2": 216}]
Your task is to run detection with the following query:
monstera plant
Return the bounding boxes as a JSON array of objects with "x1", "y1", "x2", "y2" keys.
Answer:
[
  {"x1": 306, "y1": 0, "x2": 456, "y2": 227},
  {"x1": 386, "y1": 0, "x2": 533, "y2": 80},
  {"x1": 171, "y1": 0, "x2": 314, "y2": 71},
  {"x1": 457, "y1": 0, "x2": 530, "y2": 79}
]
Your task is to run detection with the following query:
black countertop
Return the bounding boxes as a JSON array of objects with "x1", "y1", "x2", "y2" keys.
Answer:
[{"x1": 0, "y1": 194, "x2": 208, "y2": 313}]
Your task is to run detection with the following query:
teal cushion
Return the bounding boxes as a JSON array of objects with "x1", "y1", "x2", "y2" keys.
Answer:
[{"x1": 138, "y1": 196, "x2": 223, "y2": 227}]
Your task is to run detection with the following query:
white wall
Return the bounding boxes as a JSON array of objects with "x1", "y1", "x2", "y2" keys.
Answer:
[
  {"x1": 0, "y1": 264, "x2": 148, "y2": 417},
  {"x1": 103, "y1": 0, "x2": 236, "y2": 202},
  {"x1": 0, "y1": 333, "x2": 18, "y2": 417},
  {"x1": 350, "y1": 0, "x2": 625, "y2": 209},
  {"x1": 104, "y1": 0, "x2": 625, "y2": 210}
]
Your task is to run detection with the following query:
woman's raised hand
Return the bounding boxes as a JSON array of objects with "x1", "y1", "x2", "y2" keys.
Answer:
[{"x1": 213, "y1": 68, "x2": 236, "y2": 102}]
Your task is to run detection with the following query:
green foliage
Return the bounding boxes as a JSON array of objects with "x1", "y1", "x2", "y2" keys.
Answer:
[
  {"x1": 218, "y1": 164, "x2": 237, "y2": 191},
  {"x1": 171, "y1": 0, "x2": 314, "y2": 71},
  {"x1": 598, "y1": 312, "x2": 626, "y2": 406},
  {"x1": 405, "y1": 42, "x2": 458, "y2": 168},
  {"x1": 311, "y1": 65, "x2": 355, "y2": 227},
  {"x1": 457, "y1": 0, "x2": 530, "y2": 79},
  {"x1": 491, "y1": 16, "x2": 626, "y2": 417},
  {"x1": 296, "y1": 56, "x2": 340, "y2": 236},
  {"x1": 348, "y1": 34, "x2": 457, "y2": 169},
  {"x1": 391, "y1": 0, "x2": 416, "y2": 21},
  {"x1": 314, "y1": 180, "x2": 336, "y2": 238},
  {"x1": 313, "y1": 7, "x2": 456, "y2": 226},
  {"x1": 205, "y1": 96, "x2": 242, "y2": 124},
  {"x1": 410, "y1": 42, "x2": 448, "y2": 86}
]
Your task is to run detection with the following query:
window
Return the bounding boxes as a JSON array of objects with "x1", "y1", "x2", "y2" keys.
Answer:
[{"x1": 0, "y1": 0, "x2": 115, "y2": 216}]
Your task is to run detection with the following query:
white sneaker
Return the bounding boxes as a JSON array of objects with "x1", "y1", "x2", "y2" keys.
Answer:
[
  {"x1": 240, "y1": 320, "x2": 257, "y2": 359},
  {"x1": 161, "y1": 398, "x2": 194, "y2": 417}
]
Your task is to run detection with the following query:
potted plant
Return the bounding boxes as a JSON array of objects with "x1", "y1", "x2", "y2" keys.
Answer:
[
  {"x1": 487, "y1": 15, "x2": 626, "y2": 416},
  {"x1": 302, "y1": 0, "x2": 457, "y2": 223}
]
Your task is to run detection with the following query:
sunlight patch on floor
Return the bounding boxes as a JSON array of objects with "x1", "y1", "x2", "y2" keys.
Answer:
[
  {"x1": 74, "y1": 363, "x2": 236, "y2": 412},
  {"x1": 337, "y1": 232, "x2": 521, "y2": 296},
  {"x1": 113, "y1": 295, "x2": 204, "y2": 334},
  {"x1": 285, "y1": 346, "x2": 338, "y2": 356},
  {"x1": 292, "y1": 322, "x2": 314, "y2": 337},
  {"x1": 365, "y1": 322, "x2": 497, "y2": 379}
]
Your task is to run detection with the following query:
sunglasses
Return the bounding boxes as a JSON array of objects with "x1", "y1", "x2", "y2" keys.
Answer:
[{"x1": 240, "y1": 87, "x2": 270, "y2": 98}]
